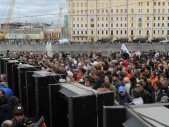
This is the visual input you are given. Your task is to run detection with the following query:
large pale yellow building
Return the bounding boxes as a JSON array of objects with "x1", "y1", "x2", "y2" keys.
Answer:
[{"x1": 68, "y1": 0, "x2": 169, "y2": 42}]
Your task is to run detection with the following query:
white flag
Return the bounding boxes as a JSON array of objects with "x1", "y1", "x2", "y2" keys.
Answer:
[{"x1": 121, "y1": 43, "x2": 130, "y2": 54}]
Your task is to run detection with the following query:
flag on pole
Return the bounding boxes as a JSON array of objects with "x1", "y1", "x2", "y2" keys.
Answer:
[{"x1": 121, "y1": 43, "x2": 130, "y2": 55}]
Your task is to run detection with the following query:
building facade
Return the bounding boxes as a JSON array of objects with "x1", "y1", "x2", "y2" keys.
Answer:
[{"x1": 68, "y1": 0, "x2": 169, "y2": 42}]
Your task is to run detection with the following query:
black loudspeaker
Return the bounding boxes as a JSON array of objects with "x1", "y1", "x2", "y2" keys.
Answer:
[
  {"x1": 6, "y1": 60, "x2": 19, "y2": 89},
  {"x1": 12, "y1": 64, "x2": 19, "y2": 97},
  {"x1": 97, "y1": 92, "x2": 114, "y2": 127},
  {"x1": 103, "y1": 106, "x2": 126, "y2": 127},
  {"x1": 48, "y1": 83, "x2": 114, "y2": 127},
  {"x1": 25, "y1": 71, "x2": 35, "y2": 117},
  {"x1": 31, "y1": 71, "x2": 66, "y2": 127},
  {"x1": 17, "y1": 64, "x2": 41, "y2": 115},
  {"x1": 0, "y1": 58, "x2": 10, "y2": 74}
]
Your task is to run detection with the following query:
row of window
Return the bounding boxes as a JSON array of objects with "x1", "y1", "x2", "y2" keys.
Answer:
[
  {"x1": 73, "y1": 23, "x2": 169, "y2": 28},
  {"x1": 69, "y1": 2, "x2": 169, "y2": 8},
  {"x1": 71, "y1": 8, "x2": 169, "y2": 14},
  {"x1": 72, "y1": 16, "x2": 169, "y2": 22},
  {"x1": 73, "y1": 30, "x2": 169, "y2": 35}
]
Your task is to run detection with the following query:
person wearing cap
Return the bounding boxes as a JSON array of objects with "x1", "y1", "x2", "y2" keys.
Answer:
[
  {"x1": 1, "y1": 104, "x2": 36, "y2": 127},
  {"x1": 116, "y1": 86, "x2": 132, "y2": 105}
]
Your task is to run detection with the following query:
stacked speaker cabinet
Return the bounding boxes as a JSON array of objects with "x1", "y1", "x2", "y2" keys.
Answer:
[
  {"x1": 5, "y1": 60, "x2": 19, "y2": 89},
  {"x1": 12, "y1": 64, "x2": 19, "y2": 97},
  {"x1": 0, "y1": 58, "x2": 10, "y2": 74},
  {"x1": 48, "y1": 83, "x2": 114, "y2": 127},
  {"x1": 30, "y1": 71, "x2": 66, "y2": 127},
  {"x1": 17, "y1": 64, "x2": 41, "y2": 114}
]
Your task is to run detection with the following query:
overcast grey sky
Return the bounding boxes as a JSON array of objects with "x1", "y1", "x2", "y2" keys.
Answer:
[{"x1": 0, "y1": 0, "x2": 67, "y2": 24}]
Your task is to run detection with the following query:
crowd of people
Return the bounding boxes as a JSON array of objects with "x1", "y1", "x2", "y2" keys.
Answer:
[{"x1": 1, "y1": 49, "x2": 169, "y2": 126}]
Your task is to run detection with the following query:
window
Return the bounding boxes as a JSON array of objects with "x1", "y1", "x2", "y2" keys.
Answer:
[
  {"x1": 98, "y1": 24, "x2": 99, "y2": 27},
  {"x1": 120, "y1": 24, "x2": 122, "y2": 27},
  {"x1": 168, "y1": 9, "x2": 169, "y2": 13},
  {"x1": 102, "y1": 24, "x2": 104, "y2": 27},
  {"x1": 138, "y1": 9, "x2": 142, "y2": 13},
  {"x1": 168, "y1": 23, "x2": 169, "y2": 27},
  {"x1": 91, "y1": 24, "x2": 94, "y2": 27},
  {"x1": 139, "y1": 30, "x2": 141, "y2": 34},
  {"x1": 168, "y1": 17, "x2": 169, "y2": 20},
  {"x1": 81, "y1": 31, "x2": 83, "y2": 34},
  {"x1": 90, "y1": 2, "x2": 94, "y2": 7},
  {"x1": 116, "y1": 23, "x2": 118, "y2": 27},
  {"x1": 125, "y1": 9, "x2": 127, "y2": 13},
  {"x1": 98, "y1": 17, "x2": 99, "y2": 21},
  {"x1": 147, "y1": 9, "x2": 149, "y2": 13},
  {"x1": 154, "y1": 23, "x2": 155, "y2": 27},
  {"x1": 97, "y1": 9, "x2": 100, "y2": 13},
  {"x1": 162, "y1": 23, "x2": 164, "y2": 27},
  {"x1": 106, "y1": 24, "x2": 108, "y2": 27},
  {"x1": 146, "y1": 30, "x2": 149, "y2": 35},
  {"x1": 106, "y1": 9, "x2": 108, "y2": 13},
  {"x1": 102, "y1": 9, "x2": 104, "y2": 13},
  {"x1": 102, "y1": 17, "x2": 104, "y2": 21},
  {"x1": 111, "y1": 17, "x2": 113, "y2": 21},
  {"x1": 154, "y1": 2, "x2": 156, "y2": 6},
  {"x1": 131, "y1": 17, "x2": 134, "y2": 21},
  {"x1": 163, "y1": 2, "x2": 165, "y2": 6},
  {"x1": 81, "y1": 3, "x2": 83, "y2": 7},
  {"x1": 73, "y1": 31, "x2": 75, "y2": 34},
  {"x1": 98, "y1": 31, "x2": 99, "y2": 34},
  {"x1": 162, "y1": 30, "x2": 164, "y2": 34},
  {"x1": 162, "y1": 9, "x2": 165, "y2": 13},
  {"x1": 138, "y1": 18, "x2": 142, "y2": 21},
  {"x1": 121, "y1": 9, "x2": 123, "y2": 13},
  {"x1": 131, "y1": 9, "x2": 134, "y2": 13},
  {"x1": 125, "y1": 24, "x2": 127, "y2": 27},
  {"x1": 102, "y1": 30, "x2": 104, "y2": 34},
  {"x1": 147, "y1": 2, "x2": 149, "y2": 6},
  {"x1": 158, "y1": 17, "x2": 160, "y2": 20},
  {"x1": 147, "y1": 17, "x2": 149, "y2": 20},
  {"x1": 154, "y1": 9, "x2": 156, "y2": 13},
  {"x1": 85, "y1": 31, "x2": 87, "y2": 34},
  {"x1": 116, "y1": 9, "x2": 118, "y2": 13},
  {"x1": 158, "y1": 2, "x2": 160, "y2": 6},
  {"x1": 131, "y1": 30, "x2": 133, "y2": 35},
  {"x1": 73, "y1": 24, "x2": 75, "y2": 27},
  {"x1": 121, "y1": 30, "x2": 122, "y2": 34},
  {"x1": 158, "y1": 23, "x2": 160, "y2": 27},
  {"x1": 158, "y1": 9, "x2": 160, "y2": 13},
  {"x1": 111, "y1": 24, "x2": 113, "y2": 27},
  {"x1": 111, "y1": 9, "x2": 113, "y2": 13},
  {"x1": 162, "y1": 17, "x2": 164, "y2": 20},
  {"x1": 121, "y1": 17, "x2": 123, "y2": 21},
  {"x1": 154, "y1": 17, "x2": 156, "y2": 20},
  {"x1": 81, "y1": 24, "x2": 83, "y2": 27},
  {"x1": 85, "y1": 3, "x2": 87, "y2": 7},
  {"x1": 91, "y1": 30, "x2": 93, "y2": 34},
  {"x1": 125, "y1": 30, "x2": 127, "y2": 34},
  {"x1": 116, "y1": 30, "x2": 118, "y2": 34},
  {"x1": 154, "y1": 30, "x2": 155, "y2": 34},
  {"x1": 106, "y1": 30, "x2": 108, "y2": 34},
  {"x1": 147, "y1": 23, "x2": 149, "y2": 27},
  {"x1": 111, "y1": 30, "x2": 113, "y2": 35},
  {"x1": 91, "y1": 18, "x2": 94, "y2": 22},
  {"x1": 116, "y1": 17, "x2": 118, "y2": 21},
  {"x1": 138, "y1": 23, "x2": 142, "y2": 27},
  {"x1": 77, "y1": 3, "x2": 79, "y2": 7},
  {"x1": 77, "y1": 24, "x2": 79, "y2": 27},
  {"x1": 131, "y1": 23, "x2": 133, "y2": 27},
  {"x1": 167, "y1": 30, "x2": 169, "y2": 35},
  {"x1": 106, "y1": 17, "x2": 108, "y2": 21}
]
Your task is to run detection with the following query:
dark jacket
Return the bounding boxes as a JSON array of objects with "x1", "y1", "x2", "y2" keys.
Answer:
[
  {"x1": 152, "y1": 89, "x2": 168, "y2": 103},
  {"x1": 0, "y1": 104, "x2": 14, "y2": 125},
  {"x1": 116, "y1": 93, "x2": 132, "y2": 105}
]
